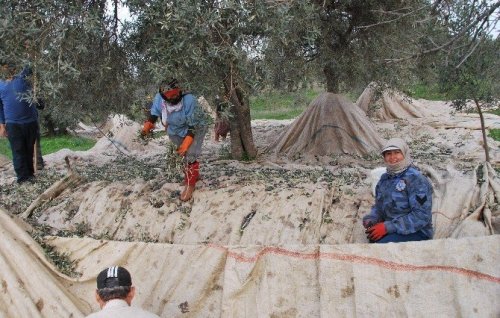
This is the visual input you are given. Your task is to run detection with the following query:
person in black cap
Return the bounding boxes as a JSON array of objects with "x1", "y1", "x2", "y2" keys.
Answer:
[{"x1": 86, "y1": 266, "x2": 159, "y2": 318}]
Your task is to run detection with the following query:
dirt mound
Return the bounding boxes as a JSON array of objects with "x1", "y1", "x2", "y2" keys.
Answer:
[{"x1": 267, "y1": 93, "x2": 384, "y2": 157}]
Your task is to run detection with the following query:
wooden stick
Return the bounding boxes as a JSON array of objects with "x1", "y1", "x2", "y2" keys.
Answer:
[
  {"x1": 22, "y1": 156, "x2": 84, "y2": 218},
  {"x1": 33, "y1": 139, "x2": 38, "y2": 174}
]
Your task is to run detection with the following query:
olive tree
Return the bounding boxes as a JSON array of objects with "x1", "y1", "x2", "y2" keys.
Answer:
[
  {"x1": 125, "y1": 0, "x2": 286, "y2": 159},
  {"x1": 261, "y1": 0, "x2": 499, "y2": 96},
  {"x1": 398, "y1": 0, "x2": 500, "y2": 162},
  {"x1": 0, "y1": 0, "x2": 132, "y2": 134},
  {"x1": 259, "y1": 0, "x2": 436, "y2": 94}
]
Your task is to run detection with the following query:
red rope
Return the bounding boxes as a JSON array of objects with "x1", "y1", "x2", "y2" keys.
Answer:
[{"x1": 207, "y1": 243, "x2": 500, "y2": 284}]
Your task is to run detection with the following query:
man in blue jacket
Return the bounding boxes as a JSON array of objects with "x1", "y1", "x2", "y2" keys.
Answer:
[{"x1": 0, "y1": 62, "x2": 40, "y2": 183}]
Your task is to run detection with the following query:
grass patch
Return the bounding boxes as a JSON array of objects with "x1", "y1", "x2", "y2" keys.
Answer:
[
  {"x1": 249, "y1": 83, "x2": 452, "y2": 120},
  {"x1": 40, "y1": 135, "x2": 96, "y2": 154},
  {"x1": 406, "y1": 83, "x2": 448, "y2": 101},
  {"x1": 487, "y1": 108, "x2": 500, "y2": 116},
  {"x1": 489, "y1": 129, "x2": 500, "y2": 142},
  {"x1": 0, "y1": 135, "x2": 96, "y2": 159},
  {"x1": 0, "y1": 138, "x2": 11, "y2": 159},
  {"x1": 250, "y1": 88, "x2": 320, "y2": 120}
]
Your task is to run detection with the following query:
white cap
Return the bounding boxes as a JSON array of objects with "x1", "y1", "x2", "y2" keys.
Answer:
[{"x1": 381, "y1": 145, "x2": 401, "y2": 153}]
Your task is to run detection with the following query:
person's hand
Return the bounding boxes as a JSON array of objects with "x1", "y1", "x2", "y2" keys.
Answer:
[
  {"x1": 366, "y1": 222, "x2": 387, "y2": 241},
  {"x1": 362, "y1": 219, "x2": 375, "y2": 229},
  {"x1": 0, "y1": 124, "x2": 7, "y2": 137},
  {"x1": 141, "y1": 121, "x2": 155, "y2": 136},
  {"x1": 177, "y1": 135, "x2": 194, "y2": 156}
]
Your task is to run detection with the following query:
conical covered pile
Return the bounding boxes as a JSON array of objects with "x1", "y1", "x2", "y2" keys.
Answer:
[
  {"x1": 268, "y1": 93, "x2": 384, "y2": 157},
  {"x1": 356, "y1": 83, "x2": 432, "y2": 119}
]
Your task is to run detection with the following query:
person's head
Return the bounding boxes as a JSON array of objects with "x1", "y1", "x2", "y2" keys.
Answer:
[
  {"x1": 95, "y1": 266, "x2": 135, "y2": 308},
  {"x1": 0, "y1": 60, "x2": 17, "y2": 79},
  {"x1": 159, "y1": 78, "x2": 182, "y2": 104},
  {"x1": 381, "y1": 138, "x2": 412, "y2": 175}
]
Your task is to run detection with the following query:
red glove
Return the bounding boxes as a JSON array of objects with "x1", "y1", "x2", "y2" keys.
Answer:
[
  {"x1": 366, "y1": 222, "x2": 387, "y2": 241},
  {"x1": 177, "y1": 135, "x2": 194, "y2": 156},
  {"x1": 141, "y1": 121, "x2": 155, "y2": 135}
]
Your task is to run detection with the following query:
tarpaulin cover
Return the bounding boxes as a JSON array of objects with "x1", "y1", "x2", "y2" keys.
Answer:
[{"x1": 0, "y1": 207, "x2": 499, "y2": 317}]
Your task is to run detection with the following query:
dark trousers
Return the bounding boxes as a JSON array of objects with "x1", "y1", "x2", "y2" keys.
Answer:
[
  {"x1": 6, "y1": 121, "x2": 38, "y2": 182},
  {"x1": 35, "y1": 125, "x2": 44, "y2": 168}
]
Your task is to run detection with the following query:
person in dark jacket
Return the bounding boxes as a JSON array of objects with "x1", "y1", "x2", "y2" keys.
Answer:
[
  {"x1": 0, "y1": 62, "x2": 40, "y2": 183},
  {"x1": 363, "y1": 138, "x2": 433, "y2": 243}
]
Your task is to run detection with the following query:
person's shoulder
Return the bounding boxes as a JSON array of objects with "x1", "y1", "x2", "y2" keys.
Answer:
[
  {"x1": 183, "y1": 93, "x2": 196, "y2": 101},
  {"x1": 405, "y1": 166, "x2": 431, "y2": 186},
  {"x1": 151, "y1": 94, "x2": 163, "y2": 109},
  {"x1": 130, "y1": 306, "x2": 160, "y2": 317},
  {"x1": 405, "y1": 166, "x2": 423, "y2": 177},
  {"x1": 379, "y1": 172, "x2": 390, "y2": 182},
  {"x1": 85, "y1": 307, "x2": 159, "y2": 318},
  {"x1": 152, "y1": 93, "x2": 162, "y2": 103}
]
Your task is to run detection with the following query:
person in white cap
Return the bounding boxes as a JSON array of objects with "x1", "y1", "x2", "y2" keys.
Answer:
[
  {"x1": 363, "y1": 138, "x2": 433, "y2": 243},
  {"x1": 86, "y1": 266, "x2": 159, "y2": 318}
]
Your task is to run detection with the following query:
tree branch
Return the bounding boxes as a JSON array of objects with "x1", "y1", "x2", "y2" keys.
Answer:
[
  {"x1": 357, "y1": 5, "x2": 430, "y2": 30},
  {"x1": 455, "y1": 36, "x2": 483, "y2": 68},
  {"x1": 384, "y1": 2, "x2": 500, "y2": 64}
]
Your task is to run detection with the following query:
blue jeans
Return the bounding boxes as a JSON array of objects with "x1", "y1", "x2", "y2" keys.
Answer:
[
  {"x1": 375, "y1": 231, "x2": 430, "y2": 243},
  {"x1": 6, "y1": 121, "x2": 38, "y2": 182}
]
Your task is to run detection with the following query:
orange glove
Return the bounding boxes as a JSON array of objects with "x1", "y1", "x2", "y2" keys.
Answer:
[
  {"x1": 177, "y1": 135, "x2": 194, "y2": 156},
  {"x1": 141, "y1": 121, "x2": 155, "y2": 135},
  {"x1": 366, "y1": 222, "x2": 387, "y2": 241}
]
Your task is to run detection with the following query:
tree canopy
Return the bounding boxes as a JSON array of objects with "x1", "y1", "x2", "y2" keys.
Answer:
[{"x1": 0, "y1": 0, "x2": 498, "y2": 157}]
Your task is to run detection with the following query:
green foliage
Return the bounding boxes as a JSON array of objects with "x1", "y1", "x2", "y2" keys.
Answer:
[
  {"x1": 127, "y1": 0, "x2": 275, "y2": 100},
  {"x1": 0, "y1": 135, "x2": 95, "y2": 159},
  {"x1": 261, "y1": 0, "x2": 436, "y2": 93},
  {"x1": 0, "y1": 139, "x2": 12, "y2": 159},
  {"x1": 406, "y1": 83, "x2": 449, "y2": 101},
  {"x1": 438, "y1": 38, "x2": 499, "y2": 112},
  {"x1": 1, "y1": 0, "x2": 498, "y2": 149},
  {"x1": 31, "y1": 228, "x2": 81, "y2": 277},
  {"x1": 487, "y1": 108, "x2": 500, "y2": 116},
  {"x1": 0, "y1": 0, "x2": 134, "y2": 132},
  {"x1": 489, "y1": 129, "x2": 500, "y2": 142},
  {"x1": 250, "y1": 88, "x2": 319, "y2": 120},
  {"x1": 435, "y1": 33, "x2": 499, "y2": 162}
]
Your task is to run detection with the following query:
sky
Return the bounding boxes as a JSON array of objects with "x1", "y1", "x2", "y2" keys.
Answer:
[{"x1": 106, "y1": 0, "x2": 134, "y2": 27}]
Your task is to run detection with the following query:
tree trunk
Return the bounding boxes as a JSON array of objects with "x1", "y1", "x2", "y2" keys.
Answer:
[
  {"x1": 224, "y1": 81, "x2": 257, "y2": 160},
  {"x1": 474, "y1": 99, "x2": 490, "y2": 162},
  {"x1": 43, "y1": 115, "x2": 57, "y2": 136},
  {"x1": 323, "y1": 62, "x2": 340, "y2": 93}
]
